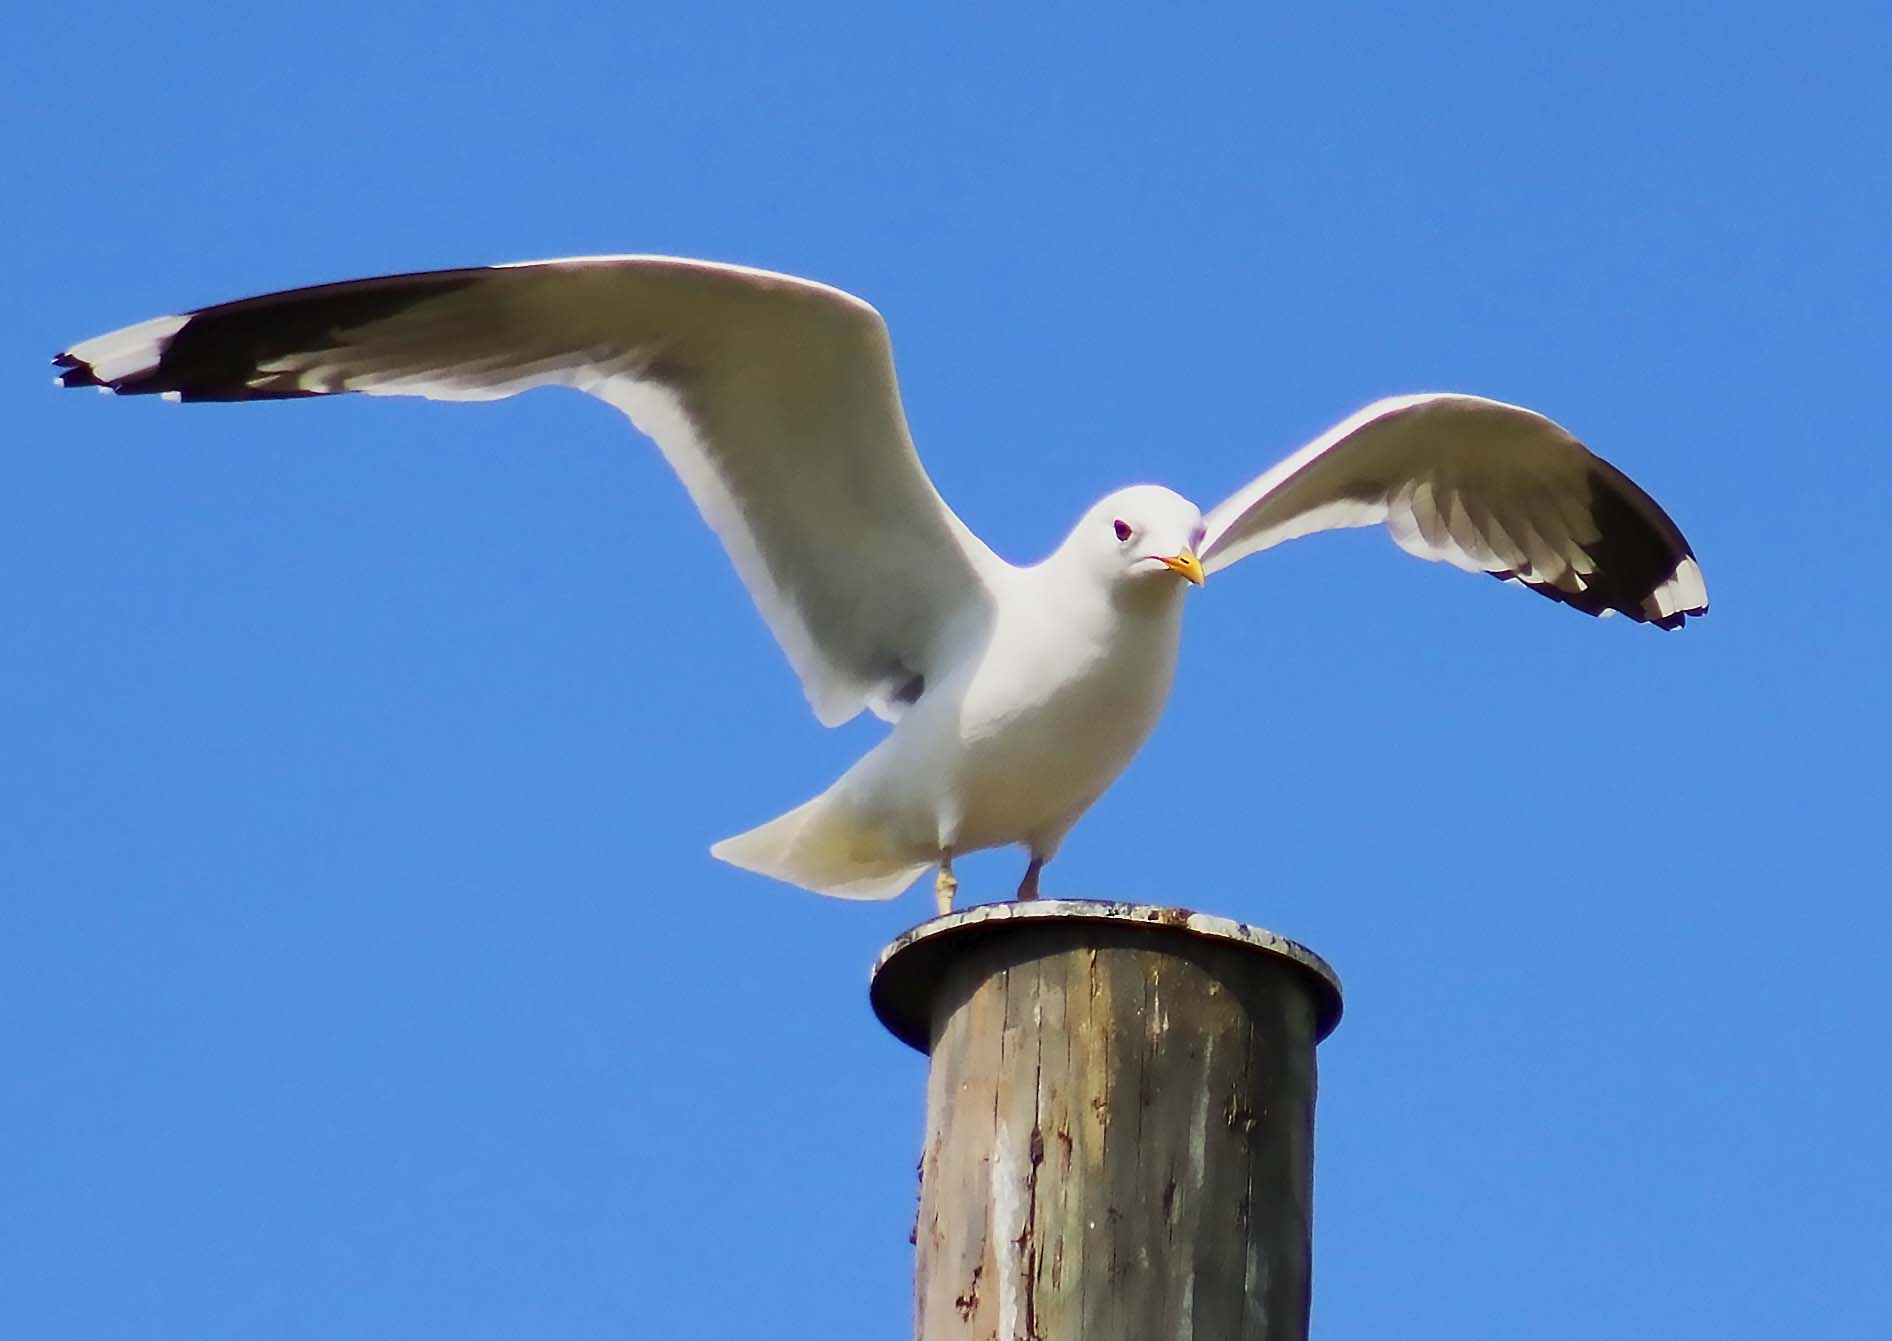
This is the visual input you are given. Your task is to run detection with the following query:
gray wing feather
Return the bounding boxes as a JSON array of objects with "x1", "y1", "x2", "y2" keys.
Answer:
[
  {"x1": 1198, "y1": 394, "x2": 1707, "y2": 628},
  {"x1": 57, "y1": 255, "x2": 1007, "y2": 724}
]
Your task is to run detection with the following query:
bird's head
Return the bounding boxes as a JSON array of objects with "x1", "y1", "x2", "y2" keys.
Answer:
[{"x1": 1062, "y1": 485, "x2": 1207, "y2": 593}]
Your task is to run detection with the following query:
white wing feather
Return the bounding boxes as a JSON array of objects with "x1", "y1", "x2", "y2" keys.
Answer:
[
  {"x1": 1198, "y1": 394, "x2": 1707, "y2": 628},
  {"x1": 56, "y1": 256, "x2": 1008, "y2": 724}
]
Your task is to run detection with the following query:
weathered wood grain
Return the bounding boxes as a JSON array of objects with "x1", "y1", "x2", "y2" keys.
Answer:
[{"x1": 874, "y1": 901, "x2": 1340, "y2": 1341}]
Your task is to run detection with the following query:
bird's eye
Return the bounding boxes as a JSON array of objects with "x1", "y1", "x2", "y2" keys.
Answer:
[{"x1": 1113, "y1": 519, "x2": 1133, "y2": 542}]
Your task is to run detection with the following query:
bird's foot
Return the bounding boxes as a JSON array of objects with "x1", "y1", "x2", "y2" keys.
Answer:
[
  {"x1": 1016, "y1": 857, "x2": 1043, "y2": 902},
  {"x1": 934, "y1": 864, "x2": 959, "y2": 916}
]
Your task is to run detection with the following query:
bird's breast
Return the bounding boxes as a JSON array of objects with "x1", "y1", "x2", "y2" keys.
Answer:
[{"x1": 938, "y1": 587, "x2": 1185, "y2": 847}]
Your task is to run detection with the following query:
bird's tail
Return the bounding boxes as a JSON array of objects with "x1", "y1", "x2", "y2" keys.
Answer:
[{"x1": 711, "y1": 793, "x2": 933, "y2": 901}]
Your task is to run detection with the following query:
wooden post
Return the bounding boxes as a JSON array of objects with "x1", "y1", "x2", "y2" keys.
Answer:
[{"x1": 871, "y1": 900, "x2": 1342, "y2": 1341}]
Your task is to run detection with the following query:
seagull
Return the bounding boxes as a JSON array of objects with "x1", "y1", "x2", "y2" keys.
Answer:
[{"x1": 54, "y1": 255, "x2": 1707, "y2": 912}]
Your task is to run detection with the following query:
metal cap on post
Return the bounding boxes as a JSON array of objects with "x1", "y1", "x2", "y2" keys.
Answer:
[{"x1": 872, "y1": 899, "x2": 1343, "y2": 1341}]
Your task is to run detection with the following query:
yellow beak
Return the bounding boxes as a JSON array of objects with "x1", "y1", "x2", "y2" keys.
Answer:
[{"x1": 1159, "y1": 549, "x2": 1206, "y2": 586}]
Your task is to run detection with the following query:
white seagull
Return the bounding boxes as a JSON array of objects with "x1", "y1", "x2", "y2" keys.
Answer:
[{"x1": 55, "y1": 256, "x2": 1708, "y2": 912}]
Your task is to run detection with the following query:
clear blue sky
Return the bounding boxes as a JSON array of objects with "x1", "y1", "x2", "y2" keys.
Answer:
[{"x1": 7, "y1": 4, "x2": 1887, "y2": 1337}]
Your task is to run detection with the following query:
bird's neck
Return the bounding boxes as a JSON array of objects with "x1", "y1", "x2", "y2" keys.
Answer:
[
  {"x1": 1016, "y1": 557, "x2": 1187, "y2": 646},
  {"x1": 1111, "y1": 573, "x2": 1189, "y2": 621}
]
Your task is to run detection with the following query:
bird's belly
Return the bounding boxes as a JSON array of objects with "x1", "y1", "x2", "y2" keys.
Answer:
[
  {"x1": 831, "y1": 588, "x2": 1185, "y2": 863},
  {"x1": 945, "y1": 640, "x2": 1175, "y2": 852}
]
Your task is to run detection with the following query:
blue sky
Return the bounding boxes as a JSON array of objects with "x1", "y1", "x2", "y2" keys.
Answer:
[{"x1": 7, "y1": 4, "x2": 1888, "y2": 1336}]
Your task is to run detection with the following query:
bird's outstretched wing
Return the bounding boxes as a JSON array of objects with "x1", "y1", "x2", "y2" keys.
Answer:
[
  {"x1": 1197, "y1": 394, "x2": 1707, "y2": 628},
  {"x1": 55, "y1": 256, "x2": 1007, "y2": 725}
]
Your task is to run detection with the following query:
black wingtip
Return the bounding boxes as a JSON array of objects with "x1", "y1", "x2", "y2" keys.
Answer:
[
  {"x1": 1492, "y1": 567, "x2": 1705, "y2": 630},
  {"x1": 52, "y1": 351, "x2": 106, "y2": 390}
]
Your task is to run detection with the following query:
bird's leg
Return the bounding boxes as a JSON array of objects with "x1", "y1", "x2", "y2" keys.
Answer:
[
  {"x1": 1016, "y1": 857, "x2": 1044, "y2": 902},
  {"x1": 935, "y1": 851, "x2": 959, "y2": 916}
]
